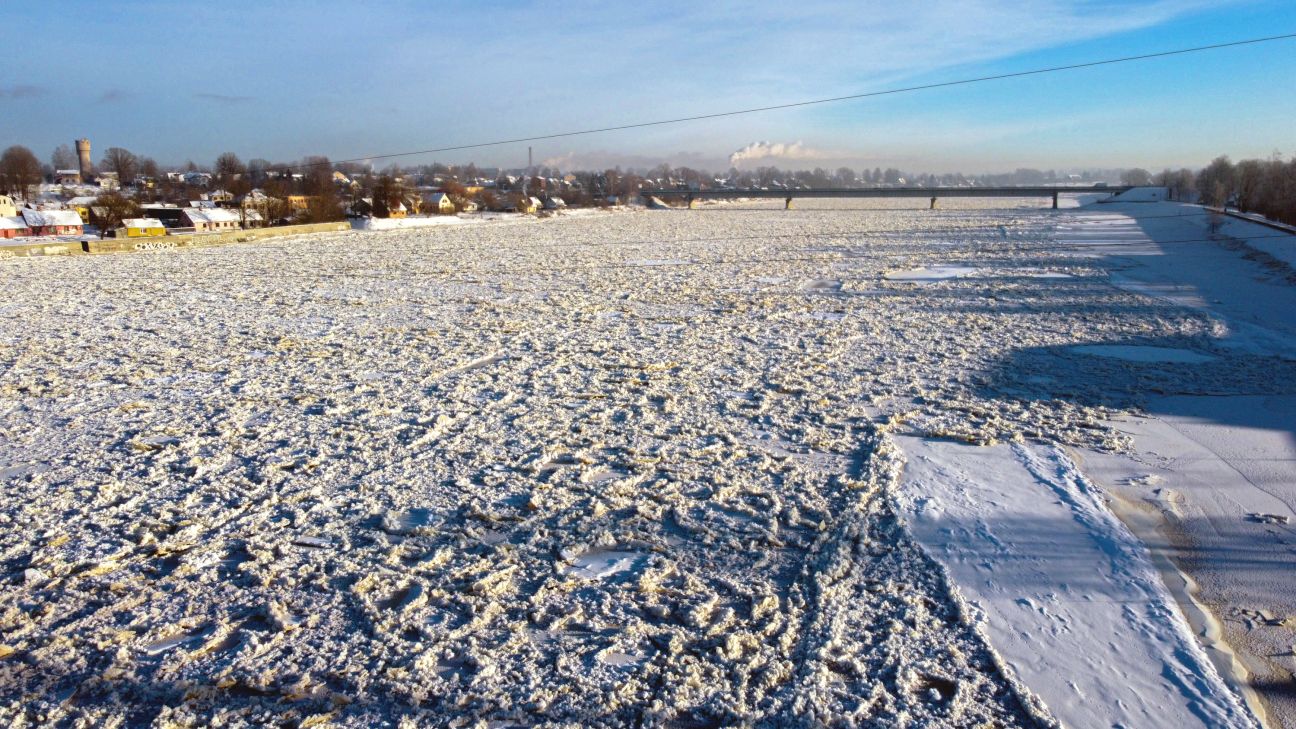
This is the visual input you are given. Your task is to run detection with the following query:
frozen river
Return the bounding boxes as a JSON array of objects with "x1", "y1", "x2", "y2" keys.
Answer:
[{"x1": 2, "y1": 198, "x2": 1291, "y2": 727}]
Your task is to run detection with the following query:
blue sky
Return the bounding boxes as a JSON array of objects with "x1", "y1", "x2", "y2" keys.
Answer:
[{"x1": 3, "y1": 0, "x2": 1294, "y2": 173}]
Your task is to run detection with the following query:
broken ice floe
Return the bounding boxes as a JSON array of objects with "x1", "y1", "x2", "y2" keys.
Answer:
[{"x1": 559, "y1": 548, "x2": 647, "y2": 580}]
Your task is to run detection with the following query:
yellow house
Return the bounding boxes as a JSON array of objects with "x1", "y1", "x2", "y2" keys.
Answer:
[
  {"x1": 120, "y1": 218, "x2": 167, "y2": 237},
  {"x1": 387, "y1": 201, "x2": 408, "y2": 218},
  {"x1": 428, "y1": 192, "x2": 455, "y2": 214},
  {"x1": 287, "y1": 195, "x2": 311, "y2": 212},
  {"x1": 0, "y1": 195, "x2": 16, "y2": 217}
]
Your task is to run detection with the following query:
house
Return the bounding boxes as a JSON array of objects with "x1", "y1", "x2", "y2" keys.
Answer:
[
  {"x1": 0, "y1": 195, "x2": 16, "y2": 217},
  {"x1": 20, "y1": 208, "x2": 84, "y2": 236},
  {"x1": 183, "y1": 172, "x2": 212, "y2": 187},
  {"x1": 428, "y1": 192, "x2": 455, "y2": 214},
  {"x1": 183, "y1": 207, "x2": 240, "y2": 232},
  {"x1": 95, "y1": 172, "x2": 120, "y2": 191},
  {"x1": 54, "y1": 169, "x2": 82, "y2": 186},
  {"x1": 189, "y1": 200, "x2": 219, "y2": 209},
  {"x1": 387, "y1": 201, "x2": 408, "y2": 219},
  {"x1": 286, "y1": 195, "x2": 310, "y2": 213},
  {"x1": 0, "y1": 216, "x2": 32, "y2": 239},
  {"x1": 65, "y1": 196, "x2": 99, "y2": 224},
  {"x1": 140, "y1": 204, "x2": 186, "y2": 228},
  {"x1": 242, "y1": 209, "x2": 265, "y2": 228},
  {"x1": 527, "y1": 196, "x2": 542, "y2": 213},
  {"x1": 119, "y1": 218, "x2": 166, "y2": 238},
  {"x1": 207, "y1": 189, "x2": 233, "y2": 203},
  {"x1": 458, "y1": 201, "x2": 478, "y2": 213}
]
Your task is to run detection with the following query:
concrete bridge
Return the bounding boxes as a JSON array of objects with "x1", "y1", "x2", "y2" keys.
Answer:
[{"x1": 640, "y1": 185, "x2": 1130, "y2": 210}]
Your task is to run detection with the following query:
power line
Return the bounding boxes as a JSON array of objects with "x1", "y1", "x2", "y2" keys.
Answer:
[{"x1": 285, "y1": 32, "x2": 1296, "y2": 170}]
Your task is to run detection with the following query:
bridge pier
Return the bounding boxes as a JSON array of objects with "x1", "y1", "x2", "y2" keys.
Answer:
[
  {"x1": 784, "y1": 196, "x2": 793, "y2": 210},
  {"x1": 929, "y1": 196, "x2": 938, "y2": 210},
  {"x1": 1052, "y1": 192, "x2": 1059, "y2": 209}
]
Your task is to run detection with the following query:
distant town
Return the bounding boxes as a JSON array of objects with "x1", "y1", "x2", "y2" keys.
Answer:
[{"x1": 0, "y1": 139, "x2": 1292, "y2": 244}]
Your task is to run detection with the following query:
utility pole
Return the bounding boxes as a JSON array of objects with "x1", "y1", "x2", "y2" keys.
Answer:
[{"x1": 528, "y1": 146, "x2": 533, "y2": 172}]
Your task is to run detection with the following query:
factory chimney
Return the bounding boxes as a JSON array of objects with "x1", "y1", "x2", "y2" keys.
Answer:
[{"x1": 75, "y1": 138, "x2": 93, "y2": 181}]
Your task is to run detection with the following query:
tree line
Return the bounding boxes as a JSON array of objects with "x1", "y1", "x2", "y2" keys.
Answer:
[{"x1": 2, "y1": 142, "x2": 1293, "y2": 227}]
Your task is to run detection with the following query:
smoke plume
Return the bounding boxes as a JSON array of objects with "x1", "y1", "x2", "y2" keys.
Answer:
[{"x1": 728, "y1": 141, "x2": 824, "y2": 166}]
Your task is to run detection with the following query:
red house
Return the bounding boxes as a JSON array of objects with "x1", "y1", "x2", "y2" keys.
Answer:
[
  {"x1": 20, "y1": 208, "x2": 84, "y2": 237},
  {"x1": 1, "y1": 216, "x2": 32, "y2": 239}
]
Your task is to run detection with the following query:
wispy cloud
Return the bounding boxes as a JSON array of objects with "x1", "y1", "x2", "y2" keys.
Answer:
[
  {"x1": 97, "y1": 89, "x2": 132, "y2": 104},
  {"x1": 0, "y1": 84, "x2": 45, "y2": 99},
  {"x1": 195, "y1": 93, "x2": 254, "y2": 104}
]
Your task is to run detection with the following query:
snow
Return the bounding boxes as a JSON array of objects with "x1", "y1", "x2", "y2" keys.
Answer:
[
  {"x1": 183, "y1": 207, "x2": 240, "y2": 225},
  {"x1": 884, "y1": 265, "x2": 976, "y2": 282},
  {"x1": 122, "y1": 218, "x2": 164, "y2": 229},
  {"x1": 0, "y1": 196, "x2": 1286, "y2": 726},
  {"x1": 1071, "y1": 344, "x2": 1217, "y2": 363},
  {"x1": 895, "y1": 437, "x2": 1256, "y2": 729},
  {"x1": 19, "y1": 208, "x2": 82, "y2": 227}
]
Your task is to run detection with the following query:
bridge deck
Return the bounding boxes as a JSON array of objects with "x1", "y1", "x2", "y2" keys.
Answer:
[{"x1": 640, "y1": 185, "x2": 1128, "y2": 199}]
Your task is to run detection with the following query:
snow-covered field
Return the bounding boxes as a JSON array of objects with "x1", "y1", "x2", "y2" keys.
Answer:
[{"x1": 2, "y1": 198, "x2": 1293, "y2": 727}]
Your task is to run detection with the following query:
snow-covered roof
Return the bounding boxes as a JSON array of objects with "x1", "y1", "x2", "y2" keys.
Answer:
[
  {"x1": 55, "y1": 169, "x2": 81, "y2": 176},
  {"x1": 21, "y1": 208, "x2": 82, "y2": 227},
  {"x1": 430, "y1": 192, "x2": 451, "y2": 203},
  {"x1": 183, "y1": 207, "x2": 240, "y2": 224},
  {"x1": 244, "y1": 210, "x2": 263, "y2": 222},
  {"x1": 65, "y1": 196, "x2": 99, "y2": 207},
  {"x1": 189, "y1": 200, "x2": 218, "y2": 209},
  {"x1": 0, "y1": 216, "x2": 30, "y2": 230},
  {"x1": 122, "y1": 218, "x2": 164, "y2": 229},
  {"x1": 528, "y1": 197, "x2": 542, "y2": 206}
]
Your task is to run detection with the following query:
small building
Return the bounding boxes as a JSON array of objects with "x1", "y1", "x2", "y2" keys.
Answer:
[
  {"x1": 0, "y1": 194, "x2": 16, "y2": 217},
  {"x1": 286, "y1": 195, "x2": 310, "y2": 213},
  {"x1": 140, "y1": 204, "x2": 186, "y2": 228},
  {"x1": 242, "y1": 209, "x2": 265, "y2": 228},
  {"x1": 183, "y1": 207, "x2": 241, "y2": 232},
  {"x1": 54, "y1": 169, "x2": 82, "y2": 186},
  {"x1": 387, "y1": 201, "x2": 408, "y2": 219},
  {"x1": 95, "y1": 172, "x2": 120, "y2": 191},
  {"x1": 0, "y1": 216, "x2": 32, "y2": 239},
  {"x1": 428, "y1": 192, "x2": 455, "y2": 214},
  {"x1": 183, "y1": 172, "x2": 212, "y2": 187},
  {"x1": 65, "y1": 196, "x2": 99, "y2": 224},
  {"x1": 119, "y1": 218, "x2": 167, "y2": 238},
  {"x1": 458, "y1": 200, "x2": 478, "y2": 213},
  {"x1": 20, "y1": 208, "x2": 84, "y2": 236}
]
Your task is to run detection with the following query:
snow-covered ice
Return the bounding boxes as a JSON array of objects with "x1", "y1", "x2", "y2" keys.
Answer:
[{"x1": 1, "y1": 197, "x2": 1290, "y2": 726}]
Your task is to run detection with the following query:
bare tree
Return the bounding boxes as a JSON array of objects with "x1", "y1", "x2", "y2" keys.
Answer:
[
  {"x1": 1119, "y1": 168, "x2": 1152, "y2": 186},
  {"x1": 100, "y1": 147, "x2": 139, "y2": 183},
  {"x1": 214, "y1": 152, "x2": 246, "y2": 184},
  {"x1": 0, "y1": 145, "x2": 42, "y2": 196},
  {"x1": 1196, "y1": 156, "x2": 1234, "y2": 208},
  {"x1": 51, "y1": 144, "x2": 77, "y2": 171},
  {"x1": 94, "y1": 191, "x2": 141, "y2": 235}
]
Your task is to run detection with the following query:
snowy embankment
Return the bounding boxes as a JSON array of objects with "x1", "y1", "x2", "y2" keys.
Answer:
[
  {"x1": 0, "y1": 197, "x2": 1287, "y2": 726},
  {"x1": 895, "y1": 438, "x2": 1255, "y2": 728}
]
